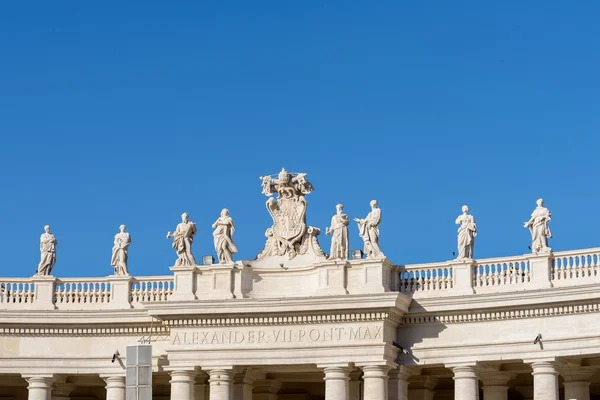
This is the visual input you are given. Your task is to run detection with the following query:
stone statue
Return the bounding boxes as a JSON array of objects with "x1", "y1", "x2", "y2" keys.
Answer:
[
  {"x1": 455, "y1": 205, "x2": 477, "y2": 260},
  {"x1": 257, "y1": 168, "x2": 325, "y2": 260},
  {"x1": 166, "y1": 213, "x2": 197, "y2": 266},
  {"x1": 354, "y1": 200, "x2": 385, "y2": 259},
  {"x1": 212, "y1": 209, "x2": 238, "y2": 264},
  {"x1": 37, "y1": 225, "x2": 57, "y2": 276},
  {"x1": 524, "y1": 198, "x2": 552, "y2": 253},
  {"x1": 326, "y1": 204, "x2": 349, "y2": 260},
  {"x1": 111, "y1": 225, "x2": 131, "y2": 275}
]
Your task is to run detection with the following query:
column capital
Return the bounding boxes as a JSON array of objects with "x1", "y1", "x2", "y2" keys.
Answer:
[
  {"x1": 560, "y1": 365, "x2": 597, "y2": 382},
  {"x1": 23, "y1": 375, "x2": 55, "y2": 387},
  {"x1": 529, "y1": 360, "x2": 559, "y2": 376},
  {"x1": 448, "y1": 364, "x2": 479, "y2": 379},
  {"x1": 169, "y1": 370, "x2": 196, "y2": 383},
  {"x1": 207, "y1": 368, "x2": 234, "y2": 384},
  {"x1": 408, "y1": 374, "x2": 438, "y2": 390},
  {"x1": 101, "y1": 375, "x2": 126, "y2": 387},
  {"x1": 322, "y1": 366, "x2": 352, "y2": 381},
  {"x1": 360, "y1": 364, "x2": 392, "y2": 378},
  {"x1": 479, "y1": 371, "x2": 515, "y2": 387}
]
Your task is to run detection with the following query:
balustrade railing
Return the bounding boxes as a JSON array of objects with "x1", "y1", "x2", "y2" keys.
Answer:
[
  {"x1": 0, "y1": 279, "x2": 35, "y2": 304},
  {"x1": 399, "y1": 263, "x2": 453, "y2": 293},
  {"x1": 55, "y1": 278, "x2": 111, "y2": 305},
  {"x1": 552, "y1": 248, "x2": 600, "y2": 283},
  {"x1": 473, "y1": 256, "x2": 530, "y2": 288},
  {"x1": 131, "y1": 276, "x2": 174, "y2": 303}
]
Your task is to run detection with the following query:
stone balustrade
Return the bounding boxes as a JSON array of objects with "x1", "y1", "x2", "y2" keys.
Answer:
[
  {"x1": 400, "y1": 247, "x2": 600, "y2": 297},
  {"x1": 1, "y1": 247, "x2": 599, "y2": 310}
]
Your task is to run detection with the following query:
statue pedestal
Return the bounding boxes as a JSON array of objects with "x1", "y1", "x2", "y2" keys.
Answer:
[
  {"x1": 170, "y1": 265, "x2": 198, "y2": 301},
  {"x1": 196, "y1": 264, "x2": 236, "y2": 300},
  {"x1": 526, "y1": 253, "x2": 553, "y2": 290},
  {"x1": 107, "y1": 275, "x2": 133, "y2": 309},
  {"x1": 449, "y1": 259, "x2": 476, "y2": 295},
  {"x1": 316, "y1": 261, "x2": 349, "y2": 296},
  {"x1": 31, "y1": 275, "x2": 57, "y2": 310},
  {"x1": 346, "y1": 258, "x2": 396, "y2": 295}
]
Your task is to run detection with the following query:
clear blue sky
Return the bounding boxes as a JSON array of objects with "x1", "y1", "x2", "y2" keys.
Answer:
[{"x1": 1, "y1": 1, "x2": 599, "y2": 278}]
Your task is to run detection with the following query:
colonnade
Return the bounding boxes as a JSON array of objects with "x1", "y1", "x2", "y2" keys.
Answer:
[{"x1": 17, "y1": 361, "x2": 597, "y2": 400}]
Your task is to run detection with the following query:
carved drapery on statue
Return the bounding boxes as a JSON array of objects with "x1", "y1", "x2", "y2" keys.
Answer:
[{"x1": 257, "y1": 168, "x2": 325, "y2": 261}]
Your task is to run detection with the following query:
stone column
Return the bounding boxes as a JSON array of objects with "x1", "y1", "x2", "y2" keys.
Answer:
[
  {"x1": 253, "y1": 379, "x2": 282, "y2": 400},
  {"x1": 170, "y1": 370, "x2": 195, "y2": 400},
  {"x1": 530, "y1": 361, "x2": 559, "y2": 400},
  {"x1": 561, "y1": 366, "x2": 595, "y2": 400},
  {"x1": 233, "y1": 370, "x2": 256, "y2": 400},
  {"x1": 361, "y1": 365, "x2": 390, "y2": 400},
  {"x1": 102, "y1": 376, "x2": 126, "y2": 400},
  {"x1": 24, "y1": 376, "x2": 55, "y2": 400},
  {"x1": 480, "y1": 372, "x2": 513, "y2": 400},
  {"x1": 348, "y1": 370, "x2": 362, "y2": 400},
  {"x1": 208, "y1": 369, "x2": 234, "y2": 400},
  {"x1": 450, "y1": 365, "x2": 479, "y2": 400},
  {"x1": 323, "y1": 366, "x2": 351, "y2": 400},
  {"x1": 407, "y1": 375, "x2": 437, "y2": 400},
  {"x1": 194, "y1": 372, "x2": 209, "y2": 400},
  {"x1": 388, "y1": 366, "x2": 412, "y2": 400}
]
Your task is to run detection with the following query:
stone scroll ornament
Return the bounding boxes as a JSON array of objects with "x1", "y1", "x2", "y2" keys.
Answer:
[{"x1": 257, "y1": 168, "x2": 326, "y2": 260}]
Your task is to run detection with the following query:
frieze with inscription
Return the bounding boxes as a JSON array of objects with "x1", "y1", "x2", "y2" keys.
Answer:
[{"x1": 171, "y1": 325, "x2": 383, "y2": 346}]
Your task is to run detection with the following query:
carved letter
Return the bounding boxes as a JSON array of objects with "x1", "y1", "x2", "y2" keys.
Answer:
[
  {"x1": 309, "y1": 329, "x2": 320, "y2": 342},
  {"x1": 298, "y1": 329, "x2": 306, "y2": 342},
  {"x1": 234, "y1": 331, "x2": 245, "y2": 344},
  {"x1": 172, "y1": 333, "x2": 181, "y2": 345},
  {"x1": 374, "y1": 326, "x2": 383, "y2": 339},
  {"x1": 349, "y1": 327, "x2": 361, "y2": 340},
  {"x1": 248, "y1": 331, "x2": 255, "y2": 343},
  {"x1": 192, "y1": 332, "x2": 199, "y2": 344}
]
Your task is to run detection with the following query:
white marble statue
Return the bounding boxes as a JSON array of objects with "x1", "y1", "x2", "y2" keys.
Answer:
[
  {"x1": 326, "y1": 204, "x2": 349, "y2": 260},
  {"x1": 354, "y1": 200, "x2": 385, "y2": 259},
  {"x1": 455, "y1": 205, "x2": 477, "y2": 260},
  {"x1": 37, "y1": 225, "x2": 58, "y2": 276},
  {"x1": 524, "y1": 198, "x2": 552, "y2": 253},
  {"x1": 111, "y1": 225, "x2": 131, "y2": 275},
  {"x1": 166, "y1": 213, "x2": 197, "y2": 266},
  {"x1": 212, "y1": 209, "x2": 238, "y2": 264}
]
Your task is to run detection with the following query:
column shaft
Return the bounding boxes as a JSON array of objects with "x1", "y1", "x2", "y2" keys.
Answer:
[
  {"x1": 208, "y1": 369, "x2": 233, "y2": 400},
  {"x1": 531, "y1": 362, "x2": 559, "y2": 400},
  {"x1": 194, "y1": 383, "x2": 208, "y2": 400},
  {"x1": 483, "y1": 385, "x2": 508, "y2": 400},
  {"x1": 170, "y1": 370, "x2": 195, "y2": 400},
  {"x1": 452, "y1": 366, "x2": 479, "y2": 400},
  {"x1": 361, "y1": 365, "x2": 390, "y2": 400},
  {"x1": 564, "y1": 381, "x2": 590, "y2": 400}
]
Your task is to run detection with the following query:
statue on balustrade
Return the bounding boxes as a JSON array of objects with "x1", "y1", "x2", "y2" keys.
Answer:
[
  {"x1": 354, "y1": 200, "x2": 385, "y2": 259},
  {"x1": 326, "y1": 204, "x2": 349, "y2": 260},
  {"x1": 166, "y1": 213, "x2": 197, "y2": 266},
  {"x1": 524, "y1": 198, "x2": 552, "y2": 253},
  {"x1": 37, "y1": 225, "x2": 57, "y2": 276},
  {"x1": 111, "y1": 225, "x2": 131, "y2": 275},
  {"x1": 212, "y1": 208, "x2": 238, "y2": 264},
  {"x1": 455, "y1": 205, "x2": 477, "y2": 260}
]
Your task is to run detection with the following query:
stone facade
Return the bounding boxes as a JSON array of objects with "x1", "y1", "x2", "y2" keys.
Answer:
[{"x1": 2, "y1": 171, "x2": 600, "y2": 399}]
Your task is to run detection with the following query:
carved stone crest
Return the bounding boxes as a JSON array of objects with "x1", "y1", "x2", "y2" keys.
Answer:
[{"x1": 257, "y1": 168, "x2": 324, "y2": 261}]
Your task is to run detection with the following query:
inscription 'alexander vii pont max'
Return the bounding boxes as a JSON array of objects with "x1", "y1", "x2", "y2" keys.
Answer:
[{"x1": 171, "y1": 326, "x2": 383, "y2": 346}]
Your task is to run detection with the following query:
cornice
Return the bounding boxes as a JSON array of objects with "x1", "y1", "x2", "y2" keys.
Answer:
[
  {"x1": 403, "y1": 298, "x2": 600, "y2": 325},
  {"x1": 165, "y1": 310, "x2": 403, "y2": 328},
  {"x1": 145, "y1": 292, "x2": 410, "y2": 318}
]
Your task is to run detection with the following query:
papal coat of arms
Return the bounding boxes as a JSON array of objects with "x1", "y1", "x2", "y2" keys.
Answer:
[{"x1": 257, "y1": 168, "x2": 325, "y2": 260}]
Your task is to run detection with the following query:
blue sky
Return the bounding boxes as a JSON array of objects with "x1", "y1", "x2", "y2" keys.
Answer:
[{"x1": 0, "y1": 1, "x2": 599, "y2": 277}]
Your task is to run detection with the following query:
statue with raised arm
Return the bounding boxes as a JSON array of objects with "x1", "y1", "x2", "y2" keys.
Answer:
[
  {"x1": 326, "y1": 204, "x2": 349, "y2": 260},
  {"x1": 166, "y1": 213, "x2": 197, "y2": 266},
  {"x1": 37, "y1": 225, "x2": 57, "y2": 276},
  {"x1": 524, "y1": 198, "x2": 552, "y2": 253},
  {"x1": 212, "y1": 208, "x2": 238, "y2": 264},
  {"x1": 455, "y1": 205, "x2": 477, "y2": 260},
  {"x1": 111, "y1": 225, "x2": 131, "y2": 275},
  {"x1": 354, "y1": 200, "x2": 385, "y2": 259}
]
